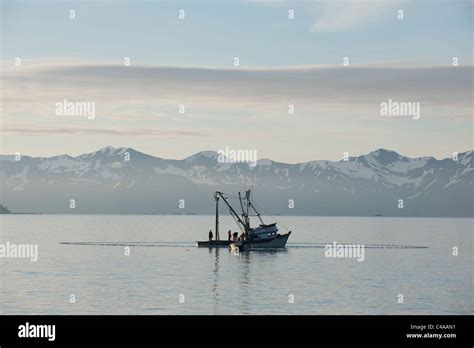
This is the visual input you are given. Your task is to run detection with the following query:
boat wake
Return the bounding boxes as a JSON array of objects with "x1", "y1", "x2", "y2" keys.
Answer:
[
  {"x1": 60, "y1": 241, "x2": 194, "y2": 247},
  {"x1": 60, "y1": 241, "x2": 428, "y2": 249},
  {"x1": 287, "y1": 243, "x2": 427, "y2": 249}
]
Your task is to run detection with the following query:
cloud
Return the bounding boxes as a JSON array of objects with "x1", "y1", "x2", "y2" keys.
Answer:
[
  {"x1": 1, "y1": 61, "x2": 471, "y2": 162},
  {"x1": 311, "y1": 1, "x2": 398, "y2": 32},
  {"x1": 0, "y1": 124, "x2": 213, "y2": 137},
  {"x1": 2, "y1": 62, "x2": 471, "y2": 116},
  {"x1": 247, "y1": 0, "x2": 399, "y2": 32},
  {"x1": 1, "y1": 61, "x2": 471, "y2": 140}
]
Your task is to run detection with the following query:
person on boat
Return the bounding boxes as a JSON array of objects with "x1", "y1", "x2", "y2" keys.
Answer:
[
  {"x1": 228, "y1": 230, "x2": 232, "y2": 241},
  {"x1": 232, "y1": 232, "x2": 238, "y2": 242},
  {"x1": 208, "y1": 230, "x2": 213, "y2": 241}
]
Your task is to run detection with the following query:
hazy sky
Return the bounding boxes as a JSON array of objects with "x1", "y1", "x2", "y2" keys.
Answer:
[{"x1": 0, "y1": 0, "x2": 472, "y2": 162}]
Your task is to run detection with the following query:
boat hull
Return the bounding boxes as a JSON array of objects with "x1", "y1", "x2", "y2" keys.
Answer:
[{"x1": 234, "y1": 231, "x2": 291, "y2": 251}]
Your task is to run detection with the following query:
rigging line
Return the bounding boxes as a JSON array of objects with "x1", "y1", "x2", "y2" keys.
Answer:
[
  {"x1": 251, "y1": 201, "x2": 291, "y2": 232},
  {"x1": 219, "y1": 192, "x2": 240, "y2": 199},
  {"x1": 230, "y1": 209, "x2": 245, "y2": 233}
]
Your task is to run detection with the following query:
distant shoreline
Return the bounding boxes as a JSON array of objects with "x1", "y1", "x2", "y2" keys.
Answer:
[{"x1": 1, "y1": 213, "x2": 472, "y2": 219}]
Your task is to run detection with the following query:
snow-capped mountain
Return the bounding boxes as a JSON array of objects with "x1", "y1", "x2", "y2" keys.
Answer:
[{"x1": 0, "y1": 147, "x2": 472, "y2": 217}]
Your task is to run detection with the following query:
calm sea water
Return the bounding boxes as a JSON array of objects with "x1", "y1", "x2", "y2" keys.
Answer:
[{"x1": 0, "y1": 215, "x2": 472, "y2": 315}]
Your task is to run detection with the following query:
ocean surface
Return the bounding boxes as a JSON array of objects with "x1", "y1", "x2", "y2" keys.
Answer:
[{"x1": 0, "y1": 215, "x2": 472, "y2": 315}]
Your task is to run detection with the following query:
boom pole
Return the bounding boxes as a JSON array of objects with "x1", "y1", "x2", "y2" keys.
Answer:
[
  {"x1": 215, "y1": 193, "x2": 219, "y2": 240},
  {"x1": 249, "y1": 202, "x2": 264, "y2": 225},
  {"x1": 215, "y1": 191, "x2": 247, "y2": 230}
]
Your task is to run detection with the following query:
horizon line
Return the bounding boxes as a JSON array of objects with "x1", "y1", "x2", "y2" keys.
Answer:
[{"x1": 1, "y1": 145, "x2": 472, "y2": 164}]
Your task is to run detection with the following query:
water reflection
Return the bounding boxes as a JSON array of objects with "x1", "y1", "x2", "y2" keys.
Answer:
[
  {"x1": 1, "y1": 215, "x2": 470, "y2": 315},
  {"x1": 236, "y1": 251, "x2": 250, "y2": 314},
  {"x1": 210, "y1": 248, "x2": 220, "y2": 313}
]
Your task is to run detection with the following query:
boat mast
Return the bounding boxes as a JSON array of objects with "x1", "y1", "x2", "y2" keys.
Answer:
[
  {"x1": 238, "y1": 192, "x2": 248, "y2": 228},
  {"x1": 214, "y1": 192, "x2": 220, "y2": 240},
  {"x1": 238, "y1": 192, "x2": 245, "y2": 215},
  {"x1": 245, "y1": 190, "x2": 251, "y2": 226}
]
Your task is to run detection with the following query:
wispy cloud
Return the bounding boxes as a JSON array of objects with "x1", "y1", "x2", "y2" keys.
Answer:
[
  {"x1": 247, "y1": 0, "x2": 400, "y2": 32},
  {"x1": 1, "y1": 61, "x2": 471, "y2": 162},
  {"x1": 1, "y1": 124, "x2": 212, "y2": 137},
  {"x1": 2, "y1": 62, "x2": 471, "y2": 125},
  {"x1": 310, "y1": 0, "x2": 399, "y2": 32}
]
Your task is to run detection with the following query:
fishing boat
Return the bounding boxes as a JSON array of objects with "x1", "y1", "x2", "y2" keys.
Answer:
[{"x1": 197, "y1": 190, "x2": 291, "y2": 251}]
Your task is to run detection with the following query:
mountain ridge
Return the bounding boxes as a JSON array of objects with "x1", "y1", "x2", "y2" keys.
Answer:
[
  {"x1": 1, "y1": 146, "x2": 470, "y2": 164},
  {"x1": 1, "y1": 147, "x2": 472, "y2": 217}
]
